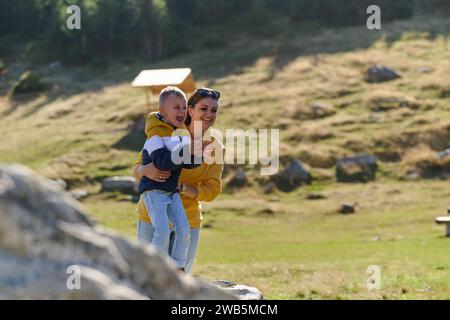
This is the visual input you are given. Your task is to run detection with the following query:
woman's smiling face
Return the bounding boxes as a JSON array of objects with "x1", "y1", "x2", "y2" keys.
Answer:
[{"x1": 189, "y1": 97, "x2": 219, "y2": 131}]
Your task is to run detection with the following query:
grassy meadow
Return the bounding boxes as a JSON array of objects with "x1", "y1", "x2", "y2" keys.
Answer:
[{"x1": 1, "y1": 17, "x2": 449, "y2": 299}]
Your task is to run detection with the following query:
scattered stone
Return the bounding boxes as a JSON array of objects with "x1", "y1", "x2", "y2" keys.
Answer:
[
  {"x1": 309, "y1": 103, "x2": 336, "y2": 119},
  {"x1": 101, "y1": 176, "x2": 138, "y2": 195},
  {"x1": 437, "y1": 148, "x2": 450, "y2": 160},
  {"x1": 306, "y1": 192, "x2": 326, "y2": 200},
  {"x1": 49, "y1": 178, "x2": 67, "y2": 190},
  {"x1": 417, "y1": 66, "x2": 433, "y2": 74},
  {"x1": 212, "y1": 280, "x2": 263, "y2": 300},
  {"x1": 0, "y1": 164, "x2": 235, "y2": 300},
  {"x1": 271, "y1": 160, "x2": 312, "y2": 192},
  {"x1": 69, "y1": 190, "x2": 88, "y2": 200},
  {"x1": 258, "y1": 208, "x2": 275, "y2": 215},
  {"x1": 406, "y1": 171, "x2": 420, "y2": 180},
  {"x1": 339, "y1": 202, "x2": 356, "y2": 214},
  {"x1": 367, "y1": 94, "x2": 420, "y2": 112},
  {"x1": 262, "y1": 182, "x2": 276, "y2": 194},
  {"x1": 292, "y1": 102, "x2": 336, "y2": 120},
  {"x1": 225, "y1": 169, "x2": 247, "y2": 190},
  {"x1": 11, "y1": 71, "x2": 46, "y2": 96},
  {"x1": 336, "y1": 155, "x2": 378, "y2": 183},
  {"x1": 365, "y1": 65, "x2": 401, "y2": 83}
]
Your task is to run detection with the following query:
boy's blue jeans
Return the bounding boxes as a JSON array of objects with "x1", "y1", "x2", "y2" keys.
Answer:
[
  {"x1": 138, "y1": 221, "x2": 201, "y2": 274},
  {"x1": 142, "y1": 190, "x2": 190, "y2": 269}
]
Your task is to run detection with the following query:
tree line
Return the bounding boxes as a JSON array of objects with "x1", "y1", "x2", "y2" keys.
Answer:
[{"x1": 0, "y1": 0, "x2": 449, "y2": 63}]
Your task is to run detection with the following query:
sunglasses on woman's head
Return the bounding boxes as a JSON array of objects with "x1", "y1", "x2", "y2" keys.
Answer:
[{"x1": 194, "y1": 88, "x2": 220, "y2": 100}]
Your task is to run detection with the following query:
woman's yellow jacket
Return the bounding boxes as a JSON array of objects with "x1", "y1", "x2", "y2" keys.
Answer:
[{"x1": 132, "y1": 112, "x2": 224, "y2": 228}]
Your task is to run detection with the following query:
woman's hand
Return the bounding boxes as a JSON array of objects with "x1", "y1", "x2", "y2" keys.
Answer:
[
  {"x1": 137, "y1": 163, "x2": 171, "y2": 182},
  {"x1": 180, "y1": 183, "x2": 198, "y2": 199}
]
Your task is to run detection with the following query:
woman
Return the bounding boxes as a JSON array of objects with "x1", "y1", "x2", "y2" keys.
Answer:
[{"x1": 132, "y1": 88, "x2": 223, "y2": 273}]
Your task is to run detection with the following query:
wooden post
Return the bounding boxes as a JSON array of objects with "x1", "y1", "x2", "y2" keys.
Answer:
[{"x1": 146, "y1": 89, "x2": 150, "y2": 111}]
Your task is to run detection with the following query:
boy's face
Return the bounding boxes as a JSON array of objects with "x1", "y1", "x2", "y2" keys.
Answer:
[{"x1": 159, "y1": 95, "x2": 187, "y2": 128}]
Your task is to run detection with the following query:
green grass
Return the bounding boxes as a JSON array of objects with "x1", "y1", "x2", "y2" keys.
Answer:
[{"x1": 83, "y1": 180, "x2": 450, "y2": 299}]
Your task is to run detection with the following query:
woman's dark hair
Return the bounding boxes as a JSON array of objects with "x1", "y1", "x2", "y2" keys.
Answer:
[
  {"x1": 185, "y1": 95, "x2": 201, "y2": 126},
  {"x1": 185, "y1": 88, "x2": 220, "y2": 125}
]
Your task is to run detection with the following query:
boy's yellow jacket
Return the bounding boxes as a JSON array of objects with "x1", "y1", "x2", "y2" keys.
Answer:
[{"x1": 132, "y1": 112, "x2": 224, "y2": 228}]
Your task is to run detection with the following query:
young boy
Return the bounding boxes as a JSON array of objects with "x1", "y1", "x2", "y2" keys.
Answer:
[{"x1": 138, "y1": 86, "x2": 200, "y2": 271}]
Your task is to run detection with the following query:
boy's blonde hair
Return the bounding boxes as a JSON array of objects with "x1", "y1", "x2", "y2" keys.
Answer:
[{"x1": 159, "y1": 86, "x2": 186, "y2": 107}]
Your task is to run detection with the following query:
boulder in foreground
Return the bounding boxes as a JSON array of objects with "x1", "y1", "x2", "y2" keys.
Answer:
[{"x1": 0, "y1": 164, "x2": 236, "y2": 300}]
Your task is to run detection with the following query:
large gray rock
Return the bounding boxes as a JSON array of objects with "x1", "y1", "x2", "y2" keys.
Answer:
[
  {"x1": 101, "y1": 176, "x2": 138, "y2": 194},
  {"x1": 336, "y1": 155, "x2": 378, "y2": 183},
  {"x1": 0, "y1": 165, "x2": 235, "y2": 300},
  {"x1": 366, "y1": 66, "x2": 401, "y2": 83},
  {"x1": 225, "y1": 169, "x2": 247, "y2": 190},
  {"x1": 272, "y1": 160, "x2": 312, "y2": 192}
]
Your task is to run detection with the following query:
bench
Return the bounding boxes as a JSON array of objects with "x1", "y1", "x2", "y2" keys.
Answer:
[{"x1": 435, "y1": 216, "x2": 450, "y2": 237}]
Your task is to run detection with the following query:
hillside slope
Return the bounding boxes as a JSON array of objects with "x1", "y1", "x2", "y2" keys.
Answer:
[{"x1": 1, "y1": 18, "x2": 449, "y2": 189}]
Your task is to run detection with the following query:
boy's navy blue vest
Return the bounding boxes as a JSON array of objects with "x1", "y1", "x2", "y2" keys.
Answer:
[{"x1": 138, "y1": 114, "x2": 200, "y2": 194}]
